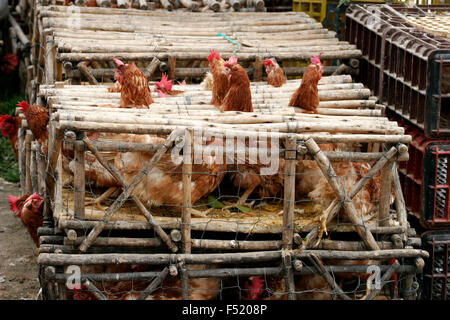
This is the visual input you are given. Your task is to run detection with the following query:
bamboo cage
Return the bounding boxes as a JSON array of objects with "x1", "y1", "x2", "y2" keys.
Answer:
[
  {"x1": 18, "y1": 72, "x2": 429, "y2": 301},
  {"x1": 26, "y1": 3, "x2": 362, "y2": 103}
]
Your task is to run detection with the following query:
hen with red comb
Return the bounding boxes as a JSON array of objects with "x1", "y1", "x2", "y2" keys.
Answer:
[
  {"x1": 288, "y1": 55, "x2": 324, "y2": 113},
  {"x1": 17, "y1": 100, "x2": 49, "y2": 150},
  {"x1": 7, "y1": 193, "x2": 44, "y2": 247},
  {"x1": 113, "y1": 58, "x2": 153, "y2": 108},
  {"x1": 207, "y1": 49, "x2": 230, "y2": 106},
  {"x1": 263, "y1": 58, "x2": 286, "y2": 88}
]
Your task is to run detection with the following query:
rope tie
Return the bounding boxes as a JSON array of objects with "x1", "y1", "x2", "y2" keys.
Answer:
[{"x1": 216, "y1": 32, "x2": 241, "y2": 54}]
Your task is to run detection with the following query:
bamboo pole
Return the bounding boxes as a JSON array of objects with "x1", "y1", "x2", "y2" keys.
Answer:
[
  {"x1": 57, "y1": 122, "x2": 412, "y2": 145},
  {"x1": 307, "y1": 253, "x2": 351, "y2": 300},
  {"x1": 393, "y1": 163, "x2": 408, "y2": 242},
  {"x1": 82, "y1": 279, "x2": 108, "y2": 300},
  {"x1": 18, "y1": 127, "x2": 26, "y2": 195},
  {"x1": 378, "y1": 150, "x2": 394, "y2": 228},
  {"x1": 56, "y1": 50, "x2": 361, "y2": 62},
  {"x1": 137, "y1": 267, "x2": 169, "y2": 300},
  {"x1": 45, "y1": 35, "x2": 56, "y2": 85},
  {"x1": 30, "y1": 142, "x2": 38, "y2": 193},
  {"x1": 363, "y1": 260, "x2": 400, "y2": 300},
  {"x1": 46, "y1": 264, "x2": 419, "y2": 283},
  {"x1": 8, "y1": 14, "x2": 30, "y2": 47},
  {"x1": 37, "y1": 248, "x2": 430, "y2": 266},
  {"x1": 77, "y1": 61, "x2": 99, "y2": 85},
  {"x1": 73, "y1": 140, "x2": 85, "y2": 220},
  {"x1": 25, "y1": 131, "x2": 33, "y2": 195}
]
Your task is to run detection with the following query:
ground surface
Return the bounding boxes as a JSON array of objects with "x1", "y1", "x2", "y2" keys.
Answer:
[{"x1": 0, "y1": 178, "x2": 40, "y2": 300}]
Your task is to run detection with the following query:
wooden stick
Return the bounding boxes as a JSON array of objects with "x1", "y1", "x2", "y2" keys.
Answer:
[
  {"x1": 145, "y1": 57, "x2": 161, "y2": 79},
  {"x1": 182, "y1": 128, "x2": 193, "y2": 254},
  {"x1": 82, "y1": 279, "x2": 108, "y2": 300},
  {"x1": 77, "y1": 62, "x2": 99, "y2": 85},
  {"x1": 25, "y1": 132, "x2": 33, "y2": 194},
  {"x1": 37, "y1": 248, "x2": 430, "y2": 266},
  {"x1": 18, "y1": 127, "x2": 26, "y2": 195},
  {"x1": 45, "y1": 35, "x2": 55, "y2": 85},
  {"x1": 73, "y1": 140, "x2": 85, "y2": 220},
  {"x1": 364, "y1": 260, "x2": 400, "y2": 300},
  {"x1": 307, "y1": 253, "x2": 352, "y2": 300},
  {"x1": 136, "y1": 267, "x2": 169, "y2": 300},
  {"x1": 393, "y1": 163, "x2": 408, "y2": 242},
  {"x1": 8, "y1": 14, "x2": 30, "y2": 47},
  {"x1": 30, "y1": 143, "x2": 38, "y2": 193},
  {"x1": 378, "y1": 153, "x2": 394, "y2": 228}
]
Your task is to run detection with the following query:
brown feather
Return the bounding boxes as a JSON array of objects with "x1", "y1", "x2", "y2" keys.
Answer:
[
  {"x1": 288, "y1": 64, "x2": 321, "y2": 113},
  {"x1": 210, "y1": 59, "x2": 230, "y2": 106},
  {"x1": 120, "y1": 63, "x2": 153, "y2": 108},
  {"x1": 221, "y1": 64, "x2": 253, "y2": 112},
  {"x1": 23, "y1": 105, "x2": 49, "y2": 145},
  {"x1": 267, "y1": 64, "x2": 286, "y2": 87}
]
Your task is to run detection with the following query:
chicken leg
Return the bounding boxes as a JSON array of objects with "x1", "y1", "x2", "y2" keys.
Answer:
[
  {"x1": 85, "y1": 187, "x2": 119, "y2": 211},
  {"x1": 222, "y1": 184, "x2": 257, "y2": 213}
]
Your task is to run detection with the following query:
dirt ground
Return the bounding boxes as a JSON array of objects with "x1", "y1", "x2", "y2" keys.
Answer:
[{"x1": 0, "y1": 178, "x2": 40, "y2": 300}]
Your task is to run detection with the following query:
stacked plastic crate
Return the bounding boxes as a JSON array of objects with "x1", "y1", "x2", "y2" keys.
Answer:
[{"x1": 345, "y1": 3, "x2": 450, "y2": 300}]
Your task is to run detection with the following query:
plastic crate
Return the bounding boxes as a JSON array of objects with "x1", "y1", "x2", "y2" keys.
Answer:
[
  {"x1": 345, "y1": 4, "x2": 450, "y2": 138},
  {"x1": 421, "y1": 230, "x2": 450, "y2": 300},
  {"x1": 265, "y1": 0, "x2": 293, "y2": 11},
  {"x1": 292, "y1": 0, "x2": 327, "y2": 22},
  {"x1": 390, "y1": 113, "x2": 450, "y2": 228}
]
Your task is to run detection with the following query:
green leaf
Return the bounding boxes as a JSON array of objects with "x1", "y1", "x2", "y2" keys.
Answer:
[
  {"x1": 207, "y1": 195, "x2": 225, "y2": 209},
  {"x1": 236, "y1": 205, "x2": 251, "y2": 213}
]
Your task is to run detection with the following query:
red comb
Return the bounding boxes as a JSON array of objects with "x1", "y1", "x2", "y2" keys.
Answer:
[
  {"x1": 224, "y1": 55, "x2": 238, "y2": 68},
  {"x1": 113, "y1": 58, "x2": 124, "y2": 66},
  {"x1": 248, "y1": 276, "x2": 264, "y2": 300},
  {"x1": 155, "y1": 73, "x2": 173, "y2": 92},
  {"x1": 263, "y1": 58, "x2": 274, "y2": 67},
  {"x1": 7, "y1": 195, "x2": 20, "y2": 216},
  {"x1": 207, "y1": 49, "x2": 221, "y2": 62},
  {"x1": 16, "y1": 101, "x2": 29, "y2": 112},
  {"x1": 27, "y1": 193, "x2": 42, "y2": 202},
  {"x1": 310, "y1": 53, "x2": 323, "y2": 65}
]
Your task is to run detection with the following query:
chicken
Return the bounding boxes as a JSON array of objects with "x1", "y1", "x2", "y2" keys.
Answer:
[
  {"x1": 225, "y1": 148, "x2": 285, "y2": 210},
  {"x1": 113, "y1": 58, "x2": 153, "y2": 108},
  {"x1": 7, "y1": 193, "x2": 44, "y2": 247},
  {"x1": 17, "y1": 101, "x2": 49, "y2": 152},
  {"x1": 295, "y1": 143, "x2": 334, "y2": 199},
  {"x1": 264, "y1": 58, "x2": 286, "y2": 87},
  {"x1": 0, "y1": 114, "x2": 22, "y2": 157},
  {"x1": 107, "y1": 68, "x2": 122, "y2": 93},
  {"x1": 201, "y1": 71, "x2": 213, "y2": 91},
  {"x1": 154, "y1": 73, "x2": 184, "y2": 98},
  {"x1": 304, "y1": 142, "x2": 382, "y2": 242},
  {"x1": 114, "y1": 134, "x2": 226, "y2": 217},
  {"x1": 208, "y1": 49, "x2": 230, "y2": 106},
  {"x1": 221, "y1": 57, "x2": 253, "y2": 112},
  {"x1": 288, "y1": 54, "x2": 324, "y2": 113}
]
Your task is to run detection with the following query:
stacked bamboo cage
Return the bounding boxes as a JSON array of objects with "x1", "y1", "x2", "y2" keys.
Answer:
[
  {"x1": 59, "y1": 0, "x2": 267, "y2": 12},
  {"x1": 27, "y1": 3, "x2": 362, "y2": 103},
  {"x1": 20, "y1": 72, "x2": 429, "y2": 300}
]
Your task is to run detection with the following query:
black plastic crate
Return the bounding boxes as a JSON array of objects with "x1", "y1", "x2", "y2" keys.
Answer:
[
  {"x1": 345, "y1": 4, "x2": 450, "y2": 138},
  {"x1": 421, "y1": 230, "x2": 450, "y2": 300},
  {"x1": 389, "y1": 113, "x2": 450, "y2": 228}
]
